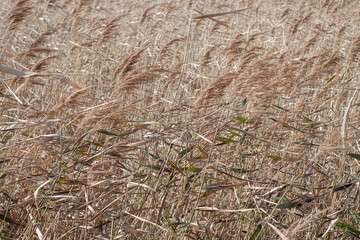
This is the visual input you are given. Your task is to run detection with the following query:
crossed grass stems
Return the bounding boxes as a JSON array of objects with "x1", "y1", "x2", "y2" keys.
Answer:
[{"x1": 1, "y1": 0, "x2": 360, "y2": 239}]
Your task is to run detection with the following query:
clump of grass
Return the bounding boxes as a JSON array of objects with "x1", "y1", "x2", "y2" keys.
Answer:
[
  {"x1": 29, "y1": 30, "x2": 55, "y2": 49},
  {"x1": 101, "y1": 14, "x2": 127, "y2": 42},
  {"x1": 196, "y1": 73, "x2": 236, "y2": 106},
  {"x1": 113, "y1": 48, "x2": 146, "y2": 80},
  {"x1": 5, "y1": 0, "x2": 34, "y2": 31},
  {"x1": 1, "y1": 1, "x2": 360, "y2": 239}
]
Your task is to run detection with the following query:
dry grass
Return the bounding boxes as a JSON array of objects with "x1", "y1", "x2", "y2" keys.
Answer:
[{"x1": 1, "y1": 0, "x2": 360, "y2": 239}]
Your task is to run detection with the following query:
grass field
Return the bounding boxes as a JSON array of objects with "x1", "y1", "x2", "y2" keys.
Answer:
[{"x1": 1, "y1": 0, "x2": 360, "y2": 239}]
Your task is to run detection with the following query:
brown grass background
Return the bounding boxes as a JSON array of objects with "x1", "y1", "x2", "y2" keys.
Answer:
[{"x1": 1, "y1": 0, "x2": 360, "y2": 239}]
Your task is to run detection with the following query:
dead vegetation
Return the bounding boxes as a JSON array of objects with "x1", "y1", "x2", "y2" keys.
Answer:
[{"x1": 1, "y1": 0, "x2": 360, "y2": 239}]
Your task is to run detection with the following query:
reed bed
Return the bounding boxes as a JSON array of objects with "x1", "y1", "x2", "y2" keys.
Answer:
[{"x1": 0, "y1": 0, "x2": 360, "y2": 239}]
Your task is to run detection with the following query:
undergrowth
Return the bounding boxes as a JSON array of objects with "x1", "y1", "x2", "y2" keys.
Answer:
[{"x1": 1, "y1": 0, "x2": 360, "y2": 239}]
